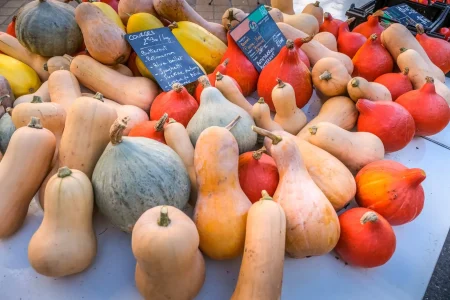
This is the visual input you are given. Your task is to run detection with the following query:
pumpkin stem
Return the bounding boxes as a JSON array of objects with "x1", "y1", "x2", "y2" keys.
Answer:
[
  {"x1": 373, "y1": 10, "x2": 384, "y2": 17},
  {"x1": 402, "y1": 67, "x2": 409, "y2": 76},
  {"x1": 264, "y1": 5, "x2": 273, "y2": 11},
  {"x1": 172, "y1": 83, "x2": 183, "y2": 93},
  {"x1": 351, "y1": 78, "x2": 359, "y2": 88},
  {"x1": 416, "y1": 24, "x2": 424, "y2": 35},
  {"x1": 360, "y1": 211, "x2": 378, "y2": 224},
  {"x1": 370, "y1": 33, "x2": 378, "y2": 41},
  {"x1": 0, "y1": 94, "x2": 10, "y2": 104},
  {"x1": 313, "y1": 1, "x2": 320, "y2": 7},
  {"x1": 400, "y1": 47, "x2": 408, "y2": 53},
  {"x1": 6, "y1": 107, "x2": 13, "y2": 116},
  {"x1": 261, "y1": 190, "x2": 273, "y2": 201},
  {"x1": 216, "y1": 72, "x2": 224, "y2": 81},
  {"x1": 31, "y1": 96, "x2": 43, "y2": 103},
  {"x1": 43, "y1": 63, "x2": 48, "y2": 72},
  {"x1": 276, "y1": 78, "x2": 286, "y2": 88},
  {"x1": 319, "y1": 70, "x2": 332, "y2": 81},
  {"x1": 158, "y1": 206, "x2": 171, "y2": 227},
  {"x1": 346, "y1": 17, "x2": 355, "y2": 25},
  {"x1": 198, "y1": 75, "x2": 211, "y2": 88},
  {"x1": 93, "y1": 92, "x2": 104, "y2": 102},
  {"x1": 223, "y1": 58, "x2": 230, "y2": 67},
  {"x1": 168, "y1": 118, "x2": 177, "y2": 124},
  {"x1": 110, "y1": 117, "x2": 129, "y2": 145},
  {"x1": 252, "y1": 147, "x2": 267, "y2": 160},
  {"x1": 286, "y1": 39, "x2": 294, "y2": 49},
  {"x1": 252, "y1": 126, "x2": 282, "y2": 145},
  {"x1": 302, "y1": 35, "x2": 314, "y2": 43},
  {"x1": 58, "y1": 167, "x2": 72, "y2": 178},
  {"x1": 324, "y1": 12, "x2": 330, "y2": 19},
  {"x1": 425, "y1": 76, "x2": 434, "y2": 84},
  {"x1": 154, "y1": 113, "x2": 169, "y2": 132},
  {"x1": 226, "y1": 8, "x2": 239, "y2": 25},
  {"x1": 257, "y1": 97, "x2": 265, "y2": 104},
  {"x1": 308, "y1": 126, "x2": 318, "y2": 135},
  {"x1": 225, "y1": 115, "x2": 241, "y2": 131},
  {"x1": 28, "y1": 117, "x2": 43, "y2": 129},
  {"x1": 168, "y1": 22, "x2": 178, "y2": 30}
]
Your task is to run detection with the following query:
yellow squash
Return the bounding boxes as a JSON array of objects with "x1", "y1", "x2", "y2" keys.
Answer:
[
  {"x1": 92, "y1": 1, "x2": 125, "y2": 31},
  {"x1": 0, "y1": 54, "x2": 41, "y2": 97},
  {"x1": 126, "y1": 12, "x2": 163, "y2": 33}
]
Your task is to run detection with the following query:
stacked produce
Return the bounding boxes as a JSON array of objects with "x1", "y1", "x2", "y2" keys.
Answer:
[{"x1": 0, "y1": 0, "x2": 448, "y2": 298}]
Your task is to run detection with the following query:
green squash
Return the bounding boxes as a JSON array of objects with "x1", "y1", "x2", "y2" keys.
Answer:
[
  {"x1": 0, "y1": 112, "x2": 15, "y2": 154},
  {"x1": 92, "y1": 117, "x2": 191, "y2": 233}
]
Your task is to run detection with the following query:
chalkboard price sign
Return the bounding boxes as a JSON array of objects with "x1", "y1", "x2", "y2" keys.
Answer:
[
  {"x1": 230, "y1": 5, "x2": 286, "y2": 72},
  {"x1": 125, "y1": 27, "x2": 205, "y2": 92}
]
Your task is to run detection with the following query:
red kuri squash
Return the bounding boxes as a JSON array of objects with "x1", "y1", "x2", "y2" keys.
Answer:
[
  {"x1": 337, "y1": 18, "x2": 367, "y2": 59},
  {"x1": 319, "y1": 12, "x2": 343, "y2": 38},
  {"x1": 374, "y1": 68, "x2": 413, "y2": 101},
  {"x1": 352, "y1": 11, "x2": 384, "y2": 38},
  {"x1": 416, "y1": 24, "x2": 450, "y2": 74},
  {"x1": 128, "y1": 113, "x2": 168, "y2": 144}
]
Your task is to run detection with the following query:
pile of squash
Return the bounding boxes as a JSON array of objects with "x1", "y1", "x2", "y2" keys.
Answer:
[{"x1": 0, "y1": 0, "x2": 447, "y2": 298}]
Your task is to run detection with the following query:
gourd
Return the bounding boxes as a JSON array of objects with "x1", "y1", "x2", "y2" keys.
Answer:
[
  {"x1": 193, "y1": 118, "x2": 252, "y2": 259},
  {"x1": 319, "y1": 12, "x2": 343, "y2": 38},
  {"x1": 297, "y1": 96, "x2": 358, "y2": 139},
  {"x1": 164, "y1": 119, "x2": 197, "y2": 205},
  {"x1": 251, "y1": 98, "x2": 283, "y2": 132},
  {"x1": 118, "y1": 0, "x2": 159, "y2": 24},
  {"x1": 70, "y1": 55, "x2": 159, "y2": 111},
  {"x1": 222, "y1": 8, "x2": 247, "y2": 29},
  {"x1": 312, "y1": 57, "x2": 351, "y2": 98},
  {"x1": 352, "y1": 11, "x2": 384, "y2": 38},
  {"x1": 169, "y1": 21, "x2": 227, "y2": 73},
  {"x1": 28, "y1": 167, "x2": 96, "y2": 277},
  {"x1": 126, "y1": 12, "x2": 163, "y2": 33},
  {"x1": 337, "y1": 18, "x2": 366, "y2": 59},
  {"x1": 215, "y1": 73, "x2": 252, "y2": 114},
  {"x1": 43, "y1": 55, "x2": 72, "y2": 74},
  {"x1": 283, "y1": 13, "x2": 319, "y2": 36},
  {"x1": 238, "y1": 149, "x2": 279, "y2": 204},
  {"x1": 0, "y1": 33, "x2": 49, "y2": 81},
  {"x1": 187, "y1": 77, "x2": 257, "y2": 154},
  {"x1": 380, "y1": 23, "x2": 445, "y2": 82},
  {"x1": 302, "y1": 1, "x2": 323, "y2": 25},
  {"x1": 93, "y1": 117, "x2": 191, "y2": 232},
  {"x1": 335, "y1": 208, "x2": 396, "y2": 268},
  {"x1": 272, "y1": 79, "x2": 307, "y2": 135},
  {"x1": 59, "y1": 94, "x2": 117, "y2": 178},
  {"x1": 13, "y1": 81, "x2": 50, "y2": 107},
  {"x1": 313, "y1": 31, "x2": 337, "y2": 51},
  {"x1": 231, "y1": 191, "x2": 286, "y2": 300},
  {"x1": 356, "y1": 160, "x2": 426, "y2": 225},
  {"x1": 0, "y1": 117, "x2": 55, "y2": 238},
  {"x1": 374, "y1": 68, "x2": 412, "y2": 101},
  {"x1": 48, "y1": 70, "x2": 81, "y2": 113},
  {"x1": 0, "y1": 54, "x2": 41, "y2": 98},
  {"x1": 15, "y1": 0, "x2": 83, "y2": 56},
  {"x1": 396, "y1": 77, "x2": 450, "y2": 136},
  {"x1": 0, "y1": 110, "x2": 15, "y2": 154},
  {"x1": 271, "y1": 0, "x2": 295, "y2": 14},
  {"x1": 132, "y1": 206, "x2": 205, "y2": 300},
  {"x1": 129, "y1": 113, "x2": 168, "y2": 144},
  {"x1": 277, "y1": 23, "x2": 353, "y2": 74},
  {"x1": 347, "y1": 77, "x2": 392, "y2": 102},
  {"x1": 307, "y1": 122, "x2": 384, "y2": 174},
  {"x1": 150, "y1": 83, "x2": 198, "y2": 127},
  {"x1": 0, "y1": 76, "x2": 14, "y2": 115},
  {"x1": 254, "y1": 127, "x2": 340, "y2": 257},
  {"x1": 396, "y1": 48, "x2": 450, "y2": 105},
  {"x1": 91, "y1": 0, "x2": 125, "y2": 31},
  {"x1": 75, "y1": 3, "x2": 131, "y2": 65}
]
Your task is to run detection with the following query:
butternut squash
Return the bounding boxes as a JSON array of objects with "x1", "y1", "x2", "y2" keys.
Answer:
[
  {"x1": 312, "y1": 57, "x2": 351, "y2": 97},
  {"x1": 91, "y1": 1, "x2": 125, "y2": 31},
  {"x1": 0, "y1": 33, "x2": 49, "y2": 81},
  {"x1": 28, "y1": 167, "x2": 96, "y2": 277},
  {"x1": 38, "y1": 162, "x2": 59, "y2": 210},
  {"x1": 308, "y1": 122, "x2": 385, "y2": 174},
  {"x1": 0, "y1": 54, "x2": 41, "y2": 98},
  {"x1": 109, "y1": 64, "x2": 133, "y2": 77},
  {"x1": 297, "y1": 96, "x2": 358, "y2": 139},
  {"x1": 215, "y1": 72, "x2": 252, "y2": 114},
  {"x1": 302, "y1": 1, "x2": 324, "y2": 26},
  {"x1": 251, "y1": 97, "x2": 283, "y2": 132},
  {"x1": 193, "y1": 118, "x2": 252, "y2": 260},
  {"x1": 313, "y1": 31, "x2": 337, "y2": 51},
  {"x1": 13, "y1": 81, "x2": 50, "y2": 107},
  {"x1": 48, "y1": 70, "x2": 82, "y2": 112},
  {"x1": 254, "y1": 127, "x2": 340, "y2": 257},
  {"x1": 273, "y1": 79, "x2": 307, "y2": 135},
  {"x1": 347, "y1": 77, "x2": 392, "y2": 102},
  {"x1": 164, "y1": 119, "x2": 197, "y2": 206},
  {"x1": 271, "y1": 0, "x2": 295, "y2": 14},
  {"x1": 283, "y1": 13, "x2": 319, "y2": 36},
  {"x1": 0, "y1": 117, "x2": 55, "y2": 238},
  {"x1": 44, "y1": 55, "x2": 71, "y2": 74},
  {"x1": 59, "y1": 94, "x2": 117, "y2": 178},
  {"x1": 70, "y1": 55, "x2": 158, "y2": 111},
  {"x1": 231, "y1": 191, "x2": 286, "y2": 300}
]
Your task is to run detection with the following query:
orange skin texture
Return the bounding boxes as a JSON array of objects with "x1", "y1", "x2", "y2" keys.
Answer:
[
  {"x1": 319, "y1": 13, "x2": 343, "y2": 38},
  {"x1": 416, "y1": 32, "x2": 450, "y2": 73},
  {"x1": 128, "y1": 120, "x2": 166, "y2": 144},
  {"x1": 238, "y1": 152, "x2": 279, "y2": 203},
  {"x1": 353, "y1": 35, "x2": 394, "y2": 82},
  {"x1": 396, "y1": 81, "x2": 450, "y2": 136},
  {"x1": 374, "y1": 71, "x2": 413, "y2": 101},
  {"x1": 6, "y1": 18, "x2": 16, "y2": 38},
  {"x1": 337, "y1": 22, "x2": 367, "y2": 59},
  {"x1": 352, "y1": 15, "x2": 384, "y2": 38},
  {"x1": 335, "y1": 207, "x2": 396, "y2": 268},
  {"x1": 355, "y1": 160, "x2": 426, "y2": 225},
  {"x1": 356, "y1": 99, "x2": 415, "y2": 152}
]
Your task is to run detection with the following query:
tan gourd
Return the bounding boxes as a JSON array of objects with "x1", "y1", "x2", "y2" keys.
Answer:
[
  {"x1": 277, "y1": 22, "x2": 353, "y2": 74},
  {"x1": 48, "y1": 70, "x2": 82, "y2": 112},
  {"x1": 59, "y1": 94, "x2": 117, "y2": 179},
  {"x1": 28, "y1": 167, "x2": 96, "y2": 277},
  {"x1": 164, "y1": 119, "x2": 197, "y2": 206},
  {"x1": 231, "y1": 191, "x2": 286, "y2": 300},
  {"x1": 193, "y1": 117, "x2": 252, "y2": 260},
  {"x1": 313, "y1": 31, "x2": 337, "y2": 51},
  {"x1": 347, "y1": 77, "x2": 392, "y2": 102},
  {"x1": 271, "y1": 0, "x2": 295, "y2": 14},
  {"x1": 283, "y1": 13, "x2": 319, "y2": 36},
  {"x1": 308, "y1": 122, "x2": 385, "y2": 174},
  {"x1": 0, "y1": 117, "x2": 55, "y2": 238},
  {"x1": 297, "y1": 96, "x2": 358, "y2": 139},
  {"x1": 397, "y1": 48, "x2": 450, "y2": 105},
  {"x1": 251, "y1": 97, "x2": 283, "y2": 132},
  {"x1": 13, "y1": 81, "x2": 50, "y2": 107},
  {"x1": 132, "y1": 206, "x2": 205, "y2": 300},
  {"x1": 253, "y1": 127, "x2": 340, "y2": 257},
  {"x1": 312, "y1": 57, "x2": 351, "y2": 97},
  {"x1": 43, "y1": 55, "x2": 72, "y2": 74},
  {"x1": 70, "y1": 55, "x2": 158, "y2": 111},
  {"x1": 302, "y1": 1, "x2": 323, "y2": 25},
  {"x1": 215, "y1": 72, "x2": 252, "y2": 114},
  {"x1": 273, "y1": 79, "x2": 307, "y2": 135}
]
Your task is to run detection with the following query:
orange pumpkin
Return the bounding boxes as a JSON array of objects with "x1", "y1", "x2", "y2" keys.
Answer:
[
  {"x1": 128, "y1": 113, "x2": 168, "y2": 144},
  {"x1": 355, "y1": 160, "x2": 426, "y2": 226}
]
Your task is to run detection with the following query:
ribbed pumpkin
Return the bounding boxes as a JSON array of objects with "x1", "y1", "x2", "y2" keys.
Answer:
[
  {"x1": 15, "y1": 0, "x2": 83, "y2": 56},
  {"x1": 92, "y1": 117, "x2": 190, "y2": 233}
]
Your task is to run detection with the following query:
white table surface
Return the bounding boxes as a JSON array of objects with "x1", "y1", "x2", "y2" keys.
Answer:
[{"x1": 2, "y1": 1, "x2": 450, "y2": 300}]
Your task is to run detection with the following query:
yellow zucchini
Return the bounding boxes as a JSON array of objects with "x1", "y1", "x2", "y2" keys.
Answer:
[{"x1": 0, "y1": 54, "x2": 41, "y2": 97}]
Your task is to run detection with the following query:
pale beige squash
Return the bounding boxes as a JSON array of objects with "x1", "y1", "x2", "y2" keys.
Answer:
[{"x1": 347, "y1": 77, "x2": 392, "y2": 102}]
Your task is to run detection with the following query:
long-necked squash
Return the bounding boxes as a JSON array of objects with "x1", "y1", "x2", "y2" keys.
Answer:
[
  {"x1": 231, "y1": 191, "x2": 286, "y2": 300},
  {"x1": 251, "y1": 97, "x2": 283, "y2": 132},
  {"x1": 132, "y1": 206, "x2": 205, "y2": 299},
  {"x1": 48, "y1": 70, "x2": 82, "y2": 112},
  {"x1": 28, "y1": 167, "x2": 96, "y2": 277},
  {"x1": 215, "y1": 72, "x2": 252, "y2": 114},
  {"x1": 0, "y1": 117, "x2": 55, "y2": 238},
  {"x1": 70, "y1": 55, "x2": 158, "y2": 111},
  {"x1": 0, "y1": 54, "x2": 41, "y2": 98},
  {"x1": 347, "y1": 77, "x2": 392, "y2": 102},
  {"x1": 312, "y1": 32, "x2": 337, "y2": 51},
  {"x1": 283, "y1": 13, "x2": 319, "y2": 36},
  {"x1": 312, "y1": 57, "x2": 351, "y2": 97},
  {"x1": 38, "y1": 162, "x2": 59, "y2": 210},
  {"x1": 271, "y1": 0, "x2": 295, "y2": 14},
  {"x1": 43, "y1": 55, "x2": 72, "y2": 74},
  {"x1": 194, "y1": 118, "x2": 252, "y2": 260},
  {"x1": 14, "y1": 81, "x2": 50, "y2": 107}
]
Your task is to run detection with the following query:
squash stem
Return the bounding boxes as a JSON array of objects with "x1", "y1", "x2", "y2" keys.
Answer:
[
  {"x1": 172, "y1": 83, "x2": 183, "y2": 93},
  {"x1": 198, "y1": 75, "x2": 211, "y2": 88},
  {"x1": 0, "y1": 94, "x2": 10, "y2": 104},
  {"x1": 168, "y1": 22, "x2": 179, "y2": 30},
  {"x1": 276, "y1": 78, "x2": 286, "y2": 88},
  {"x1": 252, "y1": 126, "x2": 283, "y2": 145},
  {"x1": 216, "y1": 72, "x2": 224, "y2": 81},
  {"x1": 58, "y1": 167, "x2": 72, "y2": 178},
  {"x1": 425, "y1": 76, "x2": 434, "y2": 84},
  {"x1": 6, "y1": 107, "x2": 13, "y2": 116},
  {"x1": 373, "y1": 10, "x2": 384, "y2": 17},
  {"x1": 286, "y1": 39, "x2": 294, "y2": 50},
  {"x1": 314, "y1": 1, "x2": 320, "y2": 7},
  {"x1": 402, "y1": 67, "x2": 409, "y2": 76},
  {"x1": 257, "y1": 97, "x2": 265, "y2": 104},
  {"x1": 416, "y1": 24, "x2": 424, "y2": 35},
  {"x1": 93, "y1": 92, "x2": 104, "y2": 102},
  {"x1": 31, "y1": 96, "x2": 43, "y2": 103},
  {"x1": 252, "y1": 147, "x2": 267, "y2": 160},
  {"x1": 400, "y1": 47, "x2": 408, "y2": 53},
  {"x1": 346, "y1": 17, "x2": 355, "y2": 25},
  {"x1": 158, "y1": 206, "x2": 171, "y2": 227},
  {"x1": 360, "y1": 211, "x2": 378, "y2": 224},
  {"x1": 308, "y1": 126, "x2": 318, "y2": 135},
  {"x1": 225, "y1": 115, "x2": 241, "y2": 131},
  {"x1": 154, "y1": 113, "x2": 169, "y2": 132},
  {"x1": 63, "y1": 54, "x2": 74, "y2": 64},
  {"x1": 350, "y1": 78, "x2": 359, "y2": 87},
  {"x1": 110, "y1": 117, "x2": 129, "y2": 145},
  {"x1": 319, "y1": 70, "x2": 332, "y2": 81},
  {"x1": 264, "y1": 5, "x2": 272, "y2": 11},
  {"x1": 370, "y1": 33, "x2": 378, "y2": 41},
  {"x1": 43, "y1": 63, "x2": 48, "y2": 72},
  {"x1": 168, "y1": 118, "x2": 177, "y2": 124},
  {"x1": 28, "y1": 117, "x2": 43, "y2": 129},
  {"x1": 260, "y1": 190, "x2": 273, "y2": 201},
  {"x1": 222, "y1": 58, "x2": 230, "y2": 67}
]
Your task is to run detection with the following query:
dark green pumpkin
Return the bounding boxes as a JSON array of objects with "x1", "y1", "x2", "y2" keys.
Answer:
[{"x1": 15, "y1": 0, "x2": 83, "y2": 57}]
